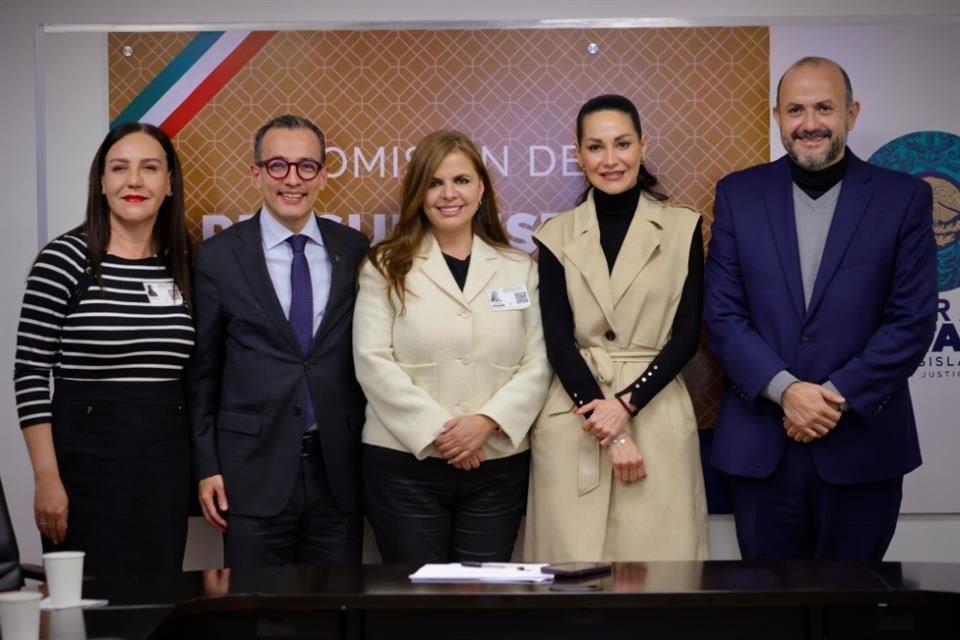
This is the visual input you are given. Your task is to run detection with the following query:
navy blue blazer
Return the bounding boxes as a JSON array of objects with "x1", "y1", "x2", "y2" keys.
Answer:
[{"x1": 704, "y1": 152, "x2": 937, "y2": 484}]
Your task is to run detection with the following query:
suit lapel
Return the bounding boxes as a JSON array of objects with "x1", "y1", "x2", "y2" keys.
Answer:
[
  {"x1": 310, "y1": 216, "x2": 349, "y2": 351},
  {"x1": 562, "y1": 196, "x2": 617, "y2": 329},
  {"x1": 232, "y1": 213, "x2": 302, "y2": 354},
  {"x1": 462, "y1": 236, "x2": 499, "y2": 305},
  {"x1": 805, "y1": 152, "x2": 873, "y2": 320},
  {"x1": 609, "y1": 195, "x2": 662, "y2": 307},
  {"x1": 417, "y1": 234, "x2": 473, "y2": 311},
  {"x1": 764, "y1": 157, "x2": 806, "y2": 319}
]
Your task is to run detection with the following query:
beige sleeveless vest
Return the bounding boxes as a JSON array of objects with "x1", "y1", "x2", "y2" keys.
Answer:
[{"x1": 524, "y1": 192, "x2": 709, "y2": 562}]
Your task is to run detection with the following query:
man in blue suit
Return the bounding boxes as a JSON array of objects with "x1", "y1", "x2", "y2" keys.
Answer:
[{"x1": 705, "y1": 57, "x2": 937, "y2": 561}]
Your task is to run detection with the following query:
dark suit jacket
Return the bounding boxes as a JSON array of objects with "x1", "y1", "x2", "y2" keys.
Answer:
[
  {"x1": 188, "y1": 213, "x2": 369, "y2": 517},
  {"x1": 704, "y1": 152, "x2": 937, "y2": 484}
]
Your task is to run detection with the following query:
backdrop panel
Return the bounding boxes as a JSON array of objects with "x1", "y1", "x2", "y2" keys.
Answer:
[{"x1": 108, "y1": 27, "x2": 770, "y2": 431}]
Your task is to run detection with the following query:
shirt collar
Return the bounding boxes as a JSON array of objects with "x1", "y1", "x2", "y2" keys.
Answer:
[{"x1": 259, "y1": 205, "x2": 325, "y2": 250}]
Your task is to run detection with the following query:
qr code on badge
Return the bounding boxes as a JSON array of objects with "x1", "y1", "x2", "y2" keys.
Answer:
[{"x1": 488, "y1": 286, "x2": 531, "y2": 310}]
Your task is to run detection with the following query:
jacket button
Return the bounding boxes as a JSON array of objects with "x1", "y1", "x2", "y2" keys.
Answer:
[
  {"x1": 293, "y1": 405, "x2": 303, "y2": 416},
  {"x1": 800, "y1": 335, "x2": 811, "y2": 344},
  {"x1": 304, "y1": 361, "x2": 312, "y2": 370},
  {"x1": 604, "y1": 329, "x2": 616, "y2": 341}
]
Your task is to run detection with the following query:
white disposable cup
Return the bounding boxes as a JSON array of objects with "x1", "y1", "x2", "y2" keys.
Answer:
[
  {"x1": 0, "y1": 590, "x2": 43, "y2": 640},
  {"x1": 42, "y1": 551, "x2": 85, "y2": 607}
]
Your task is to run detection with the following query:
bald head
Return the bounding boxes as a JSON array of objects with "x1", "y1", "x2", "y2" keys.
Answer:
[{"x1": 776, "y1": 57, "x2": 853, "y2": 110}]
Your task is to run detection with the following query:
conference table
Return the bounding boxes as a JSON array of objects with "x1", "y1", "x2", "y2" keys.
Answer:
[{"x1": 28, "y1": 561, "x2": 960, "y2": 639}]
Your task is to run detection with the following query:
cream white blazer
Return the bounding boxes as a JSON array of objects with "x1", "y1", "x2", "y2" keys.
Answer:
[{"x1": 353, "y1": 233, "x2": 551, "y2": 460}]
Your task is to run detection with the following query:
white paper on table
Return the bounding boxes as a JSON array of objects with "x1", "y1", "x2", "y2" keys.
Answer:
[{"x1": 409, "y1": 563, "x2": 553, "y2": 583}]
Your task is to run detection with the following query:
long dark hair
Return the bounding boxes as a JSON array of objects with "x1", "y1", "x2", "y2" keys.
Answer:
[
  {"x1": 369, "y1": 129, "x2": 511, "y2": 312},
  {"x1": 79, "y1": 122, "x2": 192, "y2": 309},
  {"x1": 575, "y1": 94, "x2": 668, "y2": 204}
]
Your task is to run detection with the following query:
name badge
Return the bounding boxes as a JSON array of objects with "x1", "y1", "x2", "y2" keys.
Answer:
[
  {"x1": 488, "y1": 285, "x2": 530, "y2": 311},
  {"x1": 143, "y1": 282, "x2": 181, "y2": 305}
]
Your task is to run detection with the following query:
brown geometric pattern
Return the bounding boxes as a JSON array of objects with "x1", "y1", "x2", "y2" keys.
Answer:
[
  {"x1": 109, "y1": 28, "x2": 770, "y2": 427},
  {"x1": 109, "y1": 32, "x2": 194, "y2": 114}
]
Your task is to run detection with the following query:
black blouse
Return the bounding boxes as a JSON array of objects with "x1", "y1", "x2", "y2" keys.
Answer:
[
  {"x1": 442, "y1": 252, "x2": 470, "y2": 290},
  {"x1": 536, "y1": 186, "x2": 704, "y2": 413}
]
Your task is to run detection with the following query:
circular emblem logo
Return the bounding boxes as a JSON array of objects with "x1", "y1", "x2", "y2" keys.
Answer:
[{"x1": 869, "y1": 131, "x2": 960, "y2": 293}]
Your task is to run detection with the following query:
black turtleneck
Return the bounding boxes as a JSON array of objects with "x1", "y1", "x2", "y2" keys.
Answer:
[
  {"x1": 594, "y1": 181, "x2": 642, "y2": 271},
  {"x1": 536, "y1": 185, "x2": 704, "y2": 415},
  {"x1": 791, "y1": 153, "x2": 848, "y2": 199}
]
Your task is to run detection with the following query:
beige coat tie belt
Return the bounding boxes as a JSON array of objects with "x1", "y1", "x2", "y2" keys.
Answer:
[{"x1": 577, "y1": 347, "x2": 660, "y2": 496}]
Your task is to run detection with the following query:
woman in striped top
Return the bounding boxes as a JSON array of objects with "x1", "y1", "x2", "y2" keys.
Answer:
[{"x1": 13, "y1": 122, "x2": 194, "y2": 577}]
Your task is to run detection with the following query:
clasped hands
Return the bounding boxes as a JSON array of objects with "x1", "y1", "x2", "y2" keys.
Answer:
[
  {"x1": 781, "y1": 381, "x2": 845, "y2": 443},
  {"x1": 575, "y1": 394, "x2": 647, "y2": 483},
  {"x1": 434, "y1": 414, "x2": 498, "y2": 470}
]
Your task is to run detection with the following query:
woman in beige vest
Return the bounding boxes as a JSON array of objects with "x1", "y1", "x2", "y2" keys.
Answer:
[{"x1": 525, "y1": 95, "x2": 708, "y2": 561}]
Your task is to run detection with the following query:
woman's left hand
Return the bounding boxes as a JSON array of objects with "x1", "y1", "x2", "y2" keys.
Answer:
[
  {"x1": 576, "y1": 396, "x2": 633, "y2": 446},
  {"x1": 607, "y1": 435, "x2": 647, "y2": 483},
  {"x1": 435, "y1": 414, "x2": 498, "y2": 466}
]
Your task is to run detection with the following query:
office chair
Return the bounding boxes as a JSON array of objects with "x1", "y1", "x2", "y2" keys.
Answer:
[{"x1": 0, "y1": 475, "x2": 44, "y2": 590}]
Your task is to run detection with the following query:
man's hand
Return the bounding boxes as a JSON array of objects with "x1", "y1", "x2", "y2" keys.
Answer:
[
  {"x1": 781, "y1": 382, "x2": 844, "y2": 442},
  {"x1": 198, "y1": 474, "x2": 229, "y2": 531}
]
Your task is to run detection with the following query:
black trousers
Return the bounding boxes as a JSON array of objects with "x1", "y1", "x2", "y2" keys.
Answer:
[
  {"x1": 224, "y1": 439, "x2": 362, "y2": 569},
  {"x1": 363, "y1": 445, "x2": 529, "y2": 565},
  {"x1": 45, "y1": 380, "x2": 190, "y2": 577}
]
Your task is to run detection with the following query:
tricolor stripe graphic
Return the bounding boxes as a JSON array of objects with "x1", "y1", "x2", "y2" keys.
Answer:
[{"x1": 111, "y1": 30, "x2": 275, "y2": 137}]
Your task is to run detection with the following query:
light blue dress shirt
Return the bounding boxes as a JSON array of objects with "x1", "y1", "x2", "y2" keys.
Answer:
[{"x1": 259, "y1": 207, "x2": 331, "y2": 337}]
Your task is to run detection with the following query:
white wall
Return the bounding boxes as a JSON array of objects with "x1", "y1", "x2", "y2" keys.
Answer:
[{"x1": 3, "y1": 0, "x2": 960, "y2": 568}]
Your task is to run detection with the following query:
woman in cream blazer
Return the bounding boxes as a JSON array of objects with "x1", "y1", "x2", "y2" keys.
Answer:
[{"x1": 354, "y1": 130, "x2": 550, "y2": 564}]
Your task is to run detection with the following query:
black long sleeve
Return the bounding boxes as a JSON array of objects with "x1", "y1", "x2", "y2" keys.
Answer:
[
  {"x1": 620, "y1": 222, "x2": 703, "y2": 411},
  {"x1": 537, "y1": 238, "x2": 606, "y2": 408},
  {"x1": 537, "y1": 216, "x2": 704, "y2": 414}
]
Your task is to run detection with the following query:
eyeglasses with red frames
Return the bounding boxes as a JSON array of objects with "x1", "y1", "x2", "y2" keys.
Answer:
[{"x1": 256, "y1": 157, "x2": 324, "y2": 181}]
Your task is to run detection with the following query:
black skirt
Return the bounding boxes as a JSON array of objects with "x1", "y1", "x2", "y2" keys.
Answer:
[{"x1": 44, "y1": 380, "x2": 191, "y2": 577}]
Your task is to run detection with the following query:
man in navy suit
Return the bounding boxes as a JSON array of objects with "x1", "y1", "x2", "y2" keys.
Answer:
[
  {"x1": 189, "y1": 115, "x2": 369, "y2": 567},
  {"x1": 705, "y1": 57, "x2": 937, "y2": 560}
]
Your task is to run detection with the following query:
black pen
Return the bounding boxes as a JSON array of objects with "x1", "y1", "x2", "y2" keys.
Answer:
[{"x1": 461, "y1": 562, "x2": 527, "y2": 570}]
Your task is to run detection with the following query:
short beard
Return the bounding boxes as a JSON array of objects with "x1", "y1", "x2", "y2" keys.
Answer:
[{"x1": 783, "y1": 129, "x2": 846, "y2": 172}]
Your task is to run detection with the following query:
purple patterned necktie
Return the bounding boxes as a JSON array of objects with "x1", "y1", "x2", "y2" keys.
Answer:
[{"x1": 287, "y1": 234, "x2": 315, "y2": 430}]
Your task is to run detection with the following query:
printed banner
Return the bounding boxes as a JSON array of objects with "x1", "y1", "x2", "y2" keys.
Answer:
[{"x1": 109, "y1": 27, "x2": 771, "y2": 430}]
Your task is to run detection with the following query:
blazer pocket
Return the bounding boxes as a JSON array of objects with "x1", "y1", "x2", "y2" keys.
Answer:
[
  {"x1": 397, "y1": 362, "x2": 439, "y2": 398},
  {"x1": 841, "y1": 248, "x2": 885, "y2": 268},
  {"x1": 217, "y1": 409, "x2": 262, "y2": 436}
]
